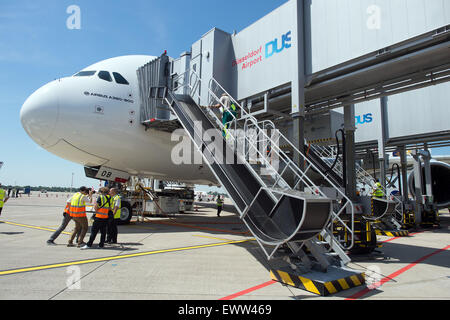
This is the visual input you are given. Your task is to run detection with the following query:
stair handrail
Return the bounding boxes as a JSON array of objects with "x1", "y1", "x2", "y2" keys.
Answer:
[
  {"x1": 309, "y1": 142, "x2": 404, "y2": 222},
  {"x1": 169, "y1": 68, "x2": 355, "y2": 250},
  {"x1": 206, "y1": 76, "x2": 355, "y2": 250}
]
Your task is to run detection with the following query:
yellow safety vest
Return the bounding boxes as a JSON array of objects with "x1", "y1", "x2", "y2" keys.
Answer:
[
  {"x1": 70, "y1": 192, "x2": 86, "y2": 218},
  {"x1": 96, "y1": 195, "x2": 112, "y2": 219},
  {"x1": 0, "y1": 189, "x2": 6, "y2": 208},
  {"x1": 112, "y1": 195, "x2": 121, "y2": 219},
  {"x1": 222, "y1": 104, "x2": 238, "y2": 140},
  {"x1": 373, "y1": 183, "x2": 384, "y2": 198}
]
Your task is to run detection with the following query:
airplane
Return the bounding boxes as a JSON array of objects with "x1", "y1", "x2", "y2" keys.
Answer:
[
  {"x1": 20, "y1": 55, "x2": 217, "y2": 187},
  {"x1": 21, "y1": 55, "x2": 450, "y2": 210}
]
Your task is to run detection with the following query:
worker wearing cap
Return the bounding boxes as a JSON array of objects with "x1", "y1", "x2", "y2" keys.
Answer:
[
  {"x1": 372, "y1": 180, "x2": 385, "y2": 199},
  {"x1": 106, "y1": 188, "x2": 121, "y2": 244},
  {"x1": 81, "y1": 187, "x2": 112, "y2": 249},
  {"x1": 68, "y1": 187, "x2": 92, "y2": 247},
  {"x1": 0, "y1": 183, "x2": 10, "y2": 217}
]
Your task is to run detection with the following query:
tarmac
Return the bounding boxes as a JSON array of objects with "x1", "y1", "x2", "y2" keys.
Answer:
[{"x1": 0, "y1": 192, "x2": 448, "y2": 300}]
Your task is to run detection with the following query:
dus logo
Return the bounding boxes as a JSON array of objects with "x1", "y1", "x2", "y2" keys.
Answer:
[
  {"x1": 265, "y1": 31, "x2": 292, "y2": 58},
  {"x1": 356, "y1": 113, "x2": 373, "y2": 125}
]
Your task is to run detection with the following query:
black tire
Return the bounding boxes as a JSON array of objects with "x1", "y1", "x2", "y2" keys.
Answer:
[{"x1": 117, "y1": 201, "x2": 133, "y2": 225}]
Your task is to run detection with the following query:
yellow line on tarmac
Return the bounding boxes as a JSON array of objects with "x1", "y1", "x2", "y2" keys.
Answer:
[
  {"x1": 0, "y1": 239, "x2": 253, "y2": 277},
  {"x1": 0, "y1": 220, "x2": 71, "y2": 235},
  {"x1": 193, "y1": 234, "x2": 255, "y2": 242}
]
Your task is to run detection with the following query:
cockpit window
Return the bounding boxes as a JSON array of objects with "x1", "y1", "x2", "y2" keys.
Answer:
[
  {"x1": 113, "y1": 72, "x2": 129, "y2": 85},
  {"x1": 74, "y1": 71, "x2": 96, "y2": 77},
  {"x1": 98, "y1": 71, "x2": 112, "y2": 82}
]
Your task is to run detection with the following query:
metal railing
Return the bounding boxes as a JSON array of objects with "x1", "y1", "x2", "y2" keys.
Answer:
[
  {"x1": 170, "y1": 69, "x2": 355, "y2": 252},
  {"x1": 311, "y1": 143, "x2": 404, "y2": 222}
]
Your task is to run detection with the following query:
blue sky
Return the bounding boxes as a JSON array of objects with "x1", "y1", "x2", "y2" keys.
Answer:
[
  {"x1": 0, "y1": 0, "x2": 449, "y2": 189},
  {"x1": 0, "y1": 0, "x2": 286, "y2": 188}
]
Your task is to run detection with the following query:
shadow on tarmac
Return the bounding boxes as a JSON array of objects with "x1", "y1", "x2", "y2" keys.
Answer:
[{"x1": 0, "y1": 232, "x2": 24, "y2": 235}]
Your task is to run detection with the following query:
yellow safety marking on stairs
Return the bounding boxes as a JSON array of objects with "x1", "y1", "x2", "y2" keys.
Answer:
[
  {"x1": 0, "y1": 220, "x2": 71, "y2": 235},
  {"x1": 350, "y1": 275, "x2": 362, "y2": 286},
  {"x1": 338, "y1": 278, "x2": 350, "y2": 290},
  {"x1": 278, "y1": 271, "x2": 295, "y2": 287},
  {"x1": 324, "y1": 282, "x2": 338, "y2": 294},
  {"x1": 269, "y1": 270, "x2": 276, "y2": 280},
  {"x1": 0, "y1": 239, "x2": 253, "y2": 277},
  {"x1": 299, "y1": 276, "x2": 320, "y2": 295}
]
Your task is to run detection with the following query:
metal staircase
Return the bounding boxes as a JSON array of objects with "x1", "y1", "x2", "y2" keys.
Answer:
[
  {"x1": 143, "y1": 64, "x2": 357, "y2": 271},
  {"x1": 308, "y1": 143, "x2": 404, "y2": 229}
]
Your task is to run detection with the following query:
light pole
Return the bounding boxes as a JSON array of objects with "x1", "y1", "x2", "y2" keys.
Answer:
[{"x1": 70, "y1": 173, "x2": 74, "y2": 193}]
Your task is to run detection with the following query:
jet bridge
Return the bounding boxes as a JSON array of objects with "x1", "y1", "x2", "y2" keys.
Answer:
[{"x1": 136, "y1": 0, "x2": 450, "y2": 295}]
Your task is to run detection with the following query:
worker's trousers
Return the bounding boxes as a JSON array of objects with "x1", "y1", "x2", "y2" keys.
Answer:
[
  {"x1": 69, "y1": 217, "x2": 88, "y2": 245},
  {"x1": 87, "y1": 218, "x2": 108, "y2": 247},
  {"x1": 49, "y1": 212, "x2": 72, "y2": 241},
  {"x1": 107, "y1": 218, "x2": 119, "y2": 243}
]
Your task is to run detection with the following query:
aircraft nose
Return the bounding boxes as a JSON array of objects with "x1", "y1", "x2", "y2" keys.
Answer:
[{"x1": 20, "y1": 80, "x2": 60, "y2": 147}]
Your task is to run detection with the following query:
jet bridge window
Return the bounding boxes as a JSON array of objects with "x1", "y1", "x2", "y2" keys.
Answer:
[
  {"x1": 74, "y1": 71, "x2": 96, "y2": 77},
  {"x1": 113, "y1": 72, "x2": 129, "y2": 85},
  {"x1": 98, "y1": 71, "x2": 113, "y2": 82}
]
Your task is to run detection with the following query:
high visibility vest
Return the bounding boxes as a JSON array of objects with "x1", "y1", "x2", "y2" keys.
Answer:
[
  {"x1": 64, "y1": 203, "x2": 71, "y2": 214},
  {"x1": 96, "y1": 195, "x2": 111, "y2": 219},
  {"x1": 70, "y1": 192, "x2": 86, "y2": 218},
  {"x1": 0, "y1": 189, "x2": 6, "y2": 208},
  {"x1": 222, "y1": 104, "x2": 237, "y2": 139},
  {"x1": 112, "y1": 195, "x2": 121, "y2": 219},
  {"x1": 373, "y1": 183, "x2": 384, "y2": 198},
  {"x1": 217, "y1": 199, "x2": 223, "y2": 207}
]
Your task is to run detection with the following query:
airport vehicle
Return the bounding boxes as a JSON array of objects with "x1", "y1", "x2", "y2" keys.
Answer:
[{"x1": 195, "y1": 192, "x2": 214, "y2": 202}]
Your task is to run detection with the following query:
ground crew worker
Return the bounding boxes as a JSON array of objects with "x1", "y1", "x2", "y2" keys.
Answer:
[
  {"x1": 106, "y1": 188, "x2": 121, "y2": 244},
  {"x1": 203, "y1": 93, "x2": 238, "y2": 139},
  {"x1": 68, "y1": 187, "x2": 93, "y2": 247},
  {"x1": 81, "y1": 187, "x2": 112, "y2": 249},
  {"x1": 0, "y1": 182, "x2": 10, "y2": 217},
  {"x1": 217, "y1": 196, "x2": 224, "y2": 217},
  {"x1": 47, "y1": 196, "x2": 73, "y2": 245},
  {"x1": 47, "y1": 187, "x2": 92, "y2": 246},
  {"x1": 372, "y1": 180, "x2": 385, "y2": 199}
]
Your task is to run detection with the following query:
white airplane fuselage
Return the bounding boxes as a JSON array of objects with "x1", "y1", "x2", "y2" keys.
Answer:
[{"x1": 21, "y1": 55, "x2": 217, "y2": 186}]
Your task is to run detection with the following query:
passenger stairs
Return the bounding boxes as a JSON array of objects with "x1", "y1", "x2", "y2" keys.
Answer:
[
  {"x1": 139, "y1": 56, "x2": 358, "y2": 272},
  {"x1": 308, "y1": 143, "x2": 404, "y2": 230}
]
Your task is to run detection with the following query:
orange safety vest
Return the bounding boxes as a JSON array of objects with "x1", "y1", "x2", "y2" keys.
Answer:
[
  {"x1": 70, "y1": 193, "x2": 87, "y2": 218},
  {"x1": 95, "y1": 195, "x2": 112, "y2": 219},
  {"x1": 64, "y1": 203, "x2": 71, "y2": 214}
]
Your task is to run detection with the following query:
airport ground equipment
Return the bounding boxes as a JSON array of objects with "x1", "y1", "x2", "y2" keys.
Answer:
[
  {"x1": 304, "y1": 140, "x2": 407, "y2": 240},
  {"x1": 137, "y1": 55, "x2": 367, "y2": 296},
  {"x1": 408, "y1": 150, "x2": 441, "y2": 227},
  {"x1": 83, "y1": 167, "x2": 196, "y2": 223}
]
